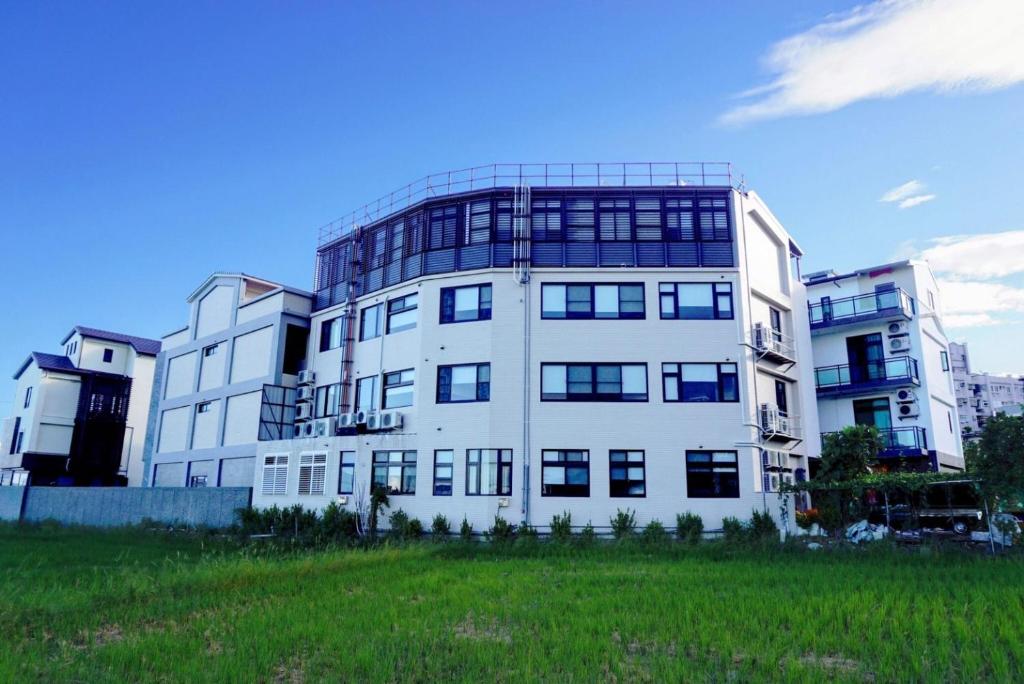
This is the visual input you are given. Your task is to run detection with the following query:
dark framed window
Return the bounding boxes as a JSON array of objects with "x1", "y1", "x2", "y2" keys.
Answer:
[
  {"x1": 440, "y1": 284, "x2": 492, "y2": 323},
  {"x1": 565, "y1": 198, "x2": 595, "y2": 241},
  {"x1": 665, "y1": 197, "x2": 695, "y2": 241},
  {"x1": 433, "y1": 449, "x2": 453, "y2": 496},
  {"x1": 189, "y1": 475, "x2": 208, "y2": 488},
  {"x1": 383, "y1": 369, "x2": 414, "y2": 409},
  {"x1": 9, "y1": 417, "x2": 20, "y2": 455},
  {"x1": 769, "y1": 307, "x2": 783, "y2": 339},
  {"x1": 686, "y1": 451, "x2": 739, "y2": 498},
  {"x1": 203, "y1": 344, "x2": 218, "y2": 357},
  {"x1": 197, "y1": 401, "x2": 212, "y2": 414},
  {"x1": 659, "y1": 283, "x2": 733, "y2": 319},
  {"x1": 338, "y1": 451, "x2": 356, "y2": 494},
  {"x1": 610, "y1": 450, "x2": 646, "y2": 497},
  {"x1": 320, "y1": 316, "x2": 345, "y2": 351},
  {"x1": 541, "y1": 363, "x2": 647, "y2": 402},
  {"x1": 23, "y1": 387, "x2": 31, "y2": 408},
  {"x1": 541, "y1": 450, "x2": 590, "y2": 497},
  {"x1": 102, "y1": 348, "x2": 114, "y2": 363},
  {"x1": 428, "y1": 205, "x2": 458, "y2": 249},
  {"x1": 541, "y1": 283, "x2": 645, "y2": 320},
  {"x1": 599, "y1": 198, "x2": 631, "y2": 241},
  {"x1": 531, "y1": 199, "x2": 562, "y2": 241},
  {"x1": 662, "y1": 363, "x2": 739, "y2": 402},
  {"x1": 355, "y1": 376, "x2": 377, "y2": 413},
  {"x1": 466, "y1": 449, "x2": 512, "y2": 495},
  {"x1": 387, "y1": 294, "x2": 418, "y2": 334},
  {"x1": 372, "y1": 451, "x2": 416, "y2": 495},
  {"x1": 466, "y1": 200, "x2": 491, "y2": 244},
  {"x1": 437, "y1": 363, "x2": 490, "y2": 403},
  {"x1": 359, "y1": 304, "x2": 383, "y2": 341},
  {"x1": 315, "y1": 383, "x2": 339, "y2": 418},
  {"x1": 940, "y1": 351, "x2": 950, "y2": 371},
  {"x1": 774, "y1": 380, "x2": 788, "y2": 415}
]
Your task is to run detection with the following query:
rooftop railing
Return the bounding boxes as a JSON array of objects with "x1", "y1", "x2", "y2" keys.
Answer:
[
  {"x1": 317, "y1": 161, "x2": 741, "y2": 245},
  {"x1": 808, "y1": 288, "x2": 914, "y2": 328}
]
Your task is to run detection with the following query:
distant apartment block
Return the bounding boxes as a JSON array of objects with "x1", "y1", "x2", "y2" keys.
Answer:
[
  {"x1": 143, "y1": 273, "x2": 312, "y2": 488},
  {"x1": 950, "y1": 341, "x2": 1024, "y2": 437},
  {"x1": 1, "y1": 327, "x2": 159, "y2": 486},
  {"x1": 805, "y1": 261, "x2": 964, "y2": 472}
]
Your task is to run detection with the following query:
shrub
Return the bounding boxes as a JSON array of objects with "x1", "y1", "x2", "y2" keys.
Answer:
[
  {"x1": 550, "y1": 511, "x2": 573, "y2": 542},
  {"x1": 517, "y1": 523, "x2": 539, "y2": 546},
  {"x1": 578, "y1": 521, "x2": 597, "y2": 546},
  {"x1": 459, "y1": 516, "x2": 474, "y2": 542},
  {"x1": 749, "y1": 509, "x2": 780, "y2": 542},
  {"x1": 610, "y1": 509, "x2": 637, "y2": 540},
  {"x1": 321, "y1": 502, "x2": 358, "y2": 541},
  {"x1": 721, "y1": 516, "x2": 745, "y2": 543},
  {"x1": 487, "y1": 516, "x2": 516, "y2": 543},
  {"x1": 675, "y1": 512, "x2": 703, "y2": 544},
  {"x1": 431, "y1": 514, "x2": 451, "y2": 542},
  {"x1": 641, "y1": 519, "x2": 668, "y2": 545},
  {"x1": 388, "y1": 510, "x2": 422, "y2": 541}
]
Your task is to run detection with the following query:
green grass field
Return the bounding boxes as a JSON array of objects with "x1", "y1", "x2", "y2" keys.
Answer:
[{"x1": 2, "y1": 525, "x2": 1024, "y2": 682}]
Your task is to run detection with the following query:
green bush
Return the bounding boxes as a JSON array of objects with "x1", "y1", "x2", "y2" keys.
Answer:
[
  {"x1": 387, "y1": 510, "x2": 422, "y2": 541},
  {"x1": 610, "y1": 509, "x2": 637, "y2": 540},
  {"x1": 320, "y1": 502, "x2": 358, "y2": 541},
  {"x1": 487, "y1": 516, "x2": 516, "y2": 543},
  {"x1": 459, "y1": 516, "x2": 473, "y2": 542},
  {"x1": 675, "y1": 512, "x2": 703, "y2": 544},
  {"x1": 431, "y1": 514, "x2": 451, "y2": 542},
  {"x1": 517, "y1": 523, "x2": 539, "y2": 546},
  {"x1": 721, "y1": 516, "x2": 745, "y2": 542},
  {"x1": 641, "y1": 519, "x2": 668, "y2": 545},
  {"x1": 549, "y1": 511, "x2": 573, "y2": 542},
  {"x1": 578, "y1": 522, "x2": 597, "y2": 546},
  {"x1": 748, "y1": 509, "x2": 779, "y2": 542}
]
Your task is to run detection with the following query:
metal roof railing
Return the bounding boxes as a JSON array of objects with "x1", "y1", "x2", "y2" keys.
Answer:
[{"x1": 317, "y1": 161, "x2": 742, "y2": 245}]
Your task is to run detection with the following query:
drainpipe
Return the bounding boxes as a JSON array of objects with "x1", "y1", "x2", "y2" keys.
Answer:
[{"x1": 521, "y1": 280, "x2": 531, "y2": 526}]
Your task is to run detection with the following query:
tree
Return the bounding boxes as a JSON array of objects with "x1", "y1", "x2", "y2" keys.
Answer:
[
  {"x1": 816, "y1": 425, "x2": 883, "y2": 535},
  {"x1": 966, "y1": 414, "x2": 1024, "y2": 508},
  {"x1": 368, "y1": 486, "x2": 390, "y2": 540}
]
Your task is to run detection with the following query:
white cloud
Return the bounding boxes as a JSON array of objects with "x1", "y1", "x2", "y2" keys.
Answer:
[
  {"x1": 880, "y1": 180, "x2": 924, "y2": 203},
  {"x1": 720, "y1": 0, "x2": 1024, "y2": 125},
  {"x1": 897, "y1": 194, "x2": 936, "y2": 209},
  {"x1": 920, "y1": 230, "x2": 1024, "y2": 279},
  {"x1": 944, "y1": 313, "x2": 998, "y2": 328}
]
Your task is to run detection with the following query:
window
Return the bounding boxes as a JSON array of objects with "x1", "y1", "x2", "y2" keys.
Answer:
[
  {"x1": 298, "y1": 453, "x2": 327, "y2": 495},
  {"x1": 599, "y1": 198, "x2": 631, "y2": 240},
  {"x1": 355, "y1": 376, "x2": 377, "y2": 413},
  {"x1": 261, "y1": 454, "x2": 289, "y2": 495},
  {"x1": 662, "y1": 363, "x2": 739, "y2": 402},
  {"x1": 769, "y1": 308, "x2": 783, "y2": 339},
  {"x1": 320, "y1": 316, "x2": 345, "y2": 351},
  {"x1": 9, "y1": 418, "x2": 20, "y2": 455},
  {"x1": 359, "y1": 304, "x2": 383, "y2": 341},
  {"x1": 338, "y1": 451, "x2": 356, "y2": 494},
  {"x1": 383, "y1": 369, "x2": 415, "y2": 408},
  {"x1": 102, "y1": 348, "x2": 114, "y2": 363},
  {"x1": 429, "y1": 205, "x2": 458, "y2": 249},
  {"x1": 372, "y1": 451, "x2": 416, "y2": 494},
  {"x1": 440, "y1": 284, "x2": 492, "y2": 323},
  {"x1": 315, "y1": 384, "x2": 339, "y2": 418},
  {"x1": 940, "y1": 351, "x2": 950, "y2": 371},
  {"x1": 437, "y1": 363, "x2": 490, "y2": 403},
  {"x1": 23, "y1": 387, "x2": 31, "y2": 408},
  {"x1": 282, "y1": 325, "x2": 308, "y2": 376},
  {"x1": 14, "y1": 430, "x2": 24, "y2": 455},
  {"x1": 467, "y1": 449, "x2": 512, "y2": 495},
  {"x1": 188, "y1": 475, "x2": 208, "y2": 488},
  {"x1": 774, "y1": 380, "x2": 788, "y2": 414},
  {"x1": 541, "y1": 284, "x2": 644, "y2": 319},
  {"x1": 686, "y1": 451, "x2": 739, "y2": 498},
  {"x1": 466, "y1": 200, "x2": 491, "y2": 244},
  {"x1": 610, "y1": 450, "x2": 645, "y2": 497},
  {"x1": 541, "y1": 450, "x2": 590, "y2": 497},
  {"x1": 197, "y1": 402, "x2": 212, "y2": 414},
  {"x1": 541, "y1": 363, "x2": 647, "y2": 402},
  {"x1": 659, "y1": 283, "x2": 733, "y2": 319},
  {"x1": 387, "y1": 294, "x2": 418, "y2": 334},
  {"x1": 433, "y1": 450, "x2": 454, "y2": 496},
  {"x1": 203, "y1": 344, "x2": 218, "y2": 357}
]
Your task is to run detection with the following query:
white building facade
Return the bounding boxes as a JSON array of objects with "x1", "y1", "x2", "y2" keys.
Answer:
[
  {"x1": 251, "y1": 164, "x2": 820, "y2": 532},
  {"x1": 1, "y1": 327, "x2": 159, "y2": 486},
  {"x1": 143, "y1": 273, "x2": 312, "y2": 488},
  {"x1": 950, "y1": 341, "x2": 1024, "y2": 438},
  {"x1": 805, "y1": 261, "x2": 964, "y2": 472}
]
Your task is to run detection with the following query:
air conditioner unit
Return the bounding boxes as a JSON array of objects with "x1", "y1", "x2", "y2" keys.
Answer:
[
  {"x1": 888, "y1": 321, "x2": 910, "y2": 336},
  {"x1": 889, "y1": 336, "x2": 911, "y2": 352},
  {"x1": 355, "y1": 410, "x2": 369, "y2": 425},
  {"x1": 298, "y1": 370, "x2": 315, "y2": 385},
  {"x1": 762, "y1": 473, "x2": 781, "y2": 492},
  {"x1": 379, "y1": 411, "x2": 403, "y2": 430},
  {"x1": 292, "y1": 423, "x2": 305, "y2": 439},
  {"x1": 295, "y1": 421, "x2": 315, "y2": 438},
  {"x1": 898, "y1": 401, "x2": 920, "y2": 418},
  {"x1": 761, "y1": 450, "x2": 786, "y2": 470},
  {"x1": 297, "y1": 386, "x2": 314, "y2": 401},
  {"x1": 896, "y1": 389, "x2": 917, "y2": 403},
  {"x1": 312, "y1": 417, "x2": 336, "y2": 437},
  {"x1": 365, "y1": 412, "x2": 382, "y2": 430},
  {"x1": 759, "y1": 404, "x2": 790, "y2": 435},
  {"x1": 296, "y1": 403, "x2": 312, "y2": 420},
  {"x1": 338, "y1": 413, "x2": 359, "y2": 429}
]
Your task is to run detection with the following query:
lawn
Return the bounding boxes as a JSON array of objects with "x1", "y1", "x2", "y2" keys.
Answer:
[{"x1": 2, "y1": 525, "x2": 1024, "y2": 682}]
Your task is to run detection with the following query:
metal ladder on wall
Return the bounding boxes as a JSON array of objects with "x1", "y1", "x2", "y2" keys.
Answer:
[
  {"x1": 512, "y1": 182, "x2": 531, "y2": 284},
  {"x1": 337, "y1": 227, "x2": 362, "y2": 420}
]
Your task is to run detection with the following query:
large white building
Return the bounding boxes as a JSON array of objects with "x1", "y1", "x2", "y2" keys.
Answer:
[
  {"x1": 950, "y1": 341, "x2": 1024, "y2": 437},
  {"x1": 1, "y1": 327, "x2": 159, "y2": 486},
  {"x1": 143, "y1": 273, "x2": 312, "y2": 488},
  {"x1": 804, "y1": 261, "x2": 964, "y2": 472},
  {"x1": 249, "y1": 163, "x2": 820, "y2": 531}
]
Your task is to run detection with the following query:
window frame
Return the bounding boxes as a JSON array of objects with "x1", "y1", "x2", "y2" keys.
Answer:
[
  {"x1": 386, "y1": 294, "x2": 418, "y2": 334},
  {"x1": 359, "y1": 304, "x2": 383, "y2": 341},
  {"x1": 338, "y1": 451, "x2": 356, "y2": 495},
  {"x1": 102, "y1": 348, "x2": 114, "y2": 363},
  {"x1": 382, "y1": 369, "x2": 415, "y2": 409},
  {"x1": 662, "y1": 362, "x2": 739, "y2": 403},
  {"x1": 466, "y1": 448, "x2": 512, "y2": 496},
  {"x1": 685, "y1": 450, "x2": 739, "y2": 499},
  {"x1": 540, "y1": 283, "x2": 646, "y2": 320},
  {"x1": 23, "y1": 387, "x2": 31, "y2": 409},
  {"x1": 320, "y1": 316, "x2": 345, "y2": 352},
  {"x1": 940, "y1": 350, "x2": 950, "y2": 372},
  {"x1": 658, "y1": 282, "x2": 734, "y2": 320},
  {"x1": 371, "y1": 450, "x2": 417, "y2": 495},
  {"x1": 261, "y1": 454, "x2": 289, "y2": 496},
  {"x1": 355, "y1": 376, "x2": 378, "y2": 414},
  {"x1": 609, "y1": 450, "x2": 646, "y2": 498},
  {"x1": 437, "y1": 363, "x2": 491, "y2": 403},
  {"x1": 440, "y1": 283, "x2": 493, "y2": 324},
  {"x1": 297, "y1": 452, "x2": 328, "y2": 496},
  {"x1": 314, "y1": 383, "x2": 340, "y2": 418},
  {"x1": 540, "y1": 363, "x2": 648, "y2": 402},
  {"x1": 433, "y1": 449, "x2": 454, "y2": 496},
  {"x1": 541, "y1": 449, "x2": 590, "y2": 497}
]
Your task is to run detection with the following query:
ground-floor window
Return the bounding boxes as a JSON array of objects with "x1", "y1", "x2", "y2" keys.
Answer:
[
  {"x1": 298, "y1": 453, "x2": 327, "y2": 495},
  {"x1": 541, "y1": 450, "x2": 589, "y2": 497},
  {"x1": 338, "y1": 451, "x2": 356, "y2": 494},
  {"x1": 466, "y1": 449, "x2": 512, "y2": 495},
  {"x1": 373, "y1": 451, "x2": 416, "y2": 494},
  {"x1": 261, "y1": 454, "x2": 289, "y2": 496},
  {"x1": 685, "y1": 451, "x2": 739, "y2": 498},
  {"x1": 434, "y1": 450, "x2": 454, "y2": 496},
  {"x1": 609, "y1": 450, "x2": 645, "y2": 497}
]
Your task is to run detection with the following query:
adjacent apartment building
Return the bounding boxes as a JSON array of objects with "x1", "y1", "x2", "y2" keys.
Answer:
[
  {"x1": 951, "y1": 341, "x2": 1024, "y2": 437},
  {"x1": 805, "y1": 261, "x2": 964, "y2": 472},
  {"x1": 1, "y1": 327, "x2": 159, "y2": 486},
  {"x1": 249, "y1": 162, "x2": 821, "y2": 531},
  {"x1": 143, "y1": 273, "x2": 312, "y2": 488}
]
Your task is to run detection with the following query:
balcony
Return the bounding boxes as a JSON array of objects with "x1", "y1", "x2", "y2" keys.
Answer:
[
  {"x1": 808, "y1": 289, "x2": 914, "y2": 333},
  {"x1": 822, "y1": 426, "x2": 928, "y2": 458},
  {"x1": 751, "y1": 324, "x2": 796, "y2": 365},
  {"x1": 758, "y1": 404, "x2": 800, "y2": 442},
  {"x1": 814, "y1": 357, "x2": 920, "y2": 397}
]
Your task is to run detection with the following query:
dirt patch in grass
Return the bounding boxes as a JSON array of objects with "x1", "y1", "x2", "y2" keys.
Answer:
[
  {"x1": 790, "y1": 653, "x2": 875, "y2": 681},
  {"x1": 453, "y1": 612, "x2": 512, "y2": 644}
]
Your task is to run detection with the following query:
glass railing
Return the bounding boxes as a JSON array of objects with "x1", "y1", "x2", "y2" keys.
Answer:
[
  {"x1": 808, "y1": 289, "x2": 914, "y2": 326},
  {"x1": 822, "y1": 426, "x2": 927, "y2": 454},
  {"x1": 814, "y1": 357, "x2": 919, "y2": 391}
]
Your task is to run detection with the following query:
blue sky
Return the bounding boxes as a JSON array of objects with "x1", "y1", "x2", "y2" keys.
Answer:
[{"x1": 2, "y1": 0, "x2": 1023, "y2": 411}]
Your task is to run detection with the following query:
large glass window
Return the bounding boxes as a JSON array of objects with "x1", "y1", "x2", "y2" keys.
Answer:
[
  {"x1": 659, "y1": 283, "x2": 733, "y2": 319},
  {"x1": 437, "y1": 363, "x2": 490, "y2": 403},
  {"x1": 338, "y1": 451, "x2": 356, "y2": 494},
  {"x1": 314, "y1": 383, "x2": 339, "y2": 418},
  {"x1": 466, "y1": 449, "x2": 512, "y2": 496},
  {"x1": 320, "y1": 316, "x2": 345, "y2": 352},
  {"x1": 429, "y1": 206, "x2": 458, "y2": 249},
  {"x1": 298, "y1": 453, "x2": 327, "y2": 496},
  {"x1": 609, "y1": 450, "x2": 646, "y2": 497},
  {"x1": 360, "y1": 304, "x2": 383, "y2": 341},
  {"x1": 372, "y1": 451, "x2": 416, "y2": 495},
  {"x1": 662, "y1": 363, "x2": 739, "y2": 402},
  {"x1": 541, "y1": 284, "x2": 645, "y2": 320},
  {"x1": 387, "y1": 294, "x2": 418, "y2": 334},
  {"x1": 440, "y1": 284, "x2": 492, "y2": 323},
  {"x1": 383, "y1": 369, "x2": 415, "y2": 409},
  {"x1": 433, "y1": 450, "x2": 453, "y2": 496},
  {"x1": 685, "y1": 451, "x2": 739, "y2": 498},
  {"x1": 541, "y1": 450, "x2": 590, "y2": 497},
  {"x1": 355, "y1": 376, "x2": 377, "y2": 414},
  {"x1": 541, "y1": 363, "x2": 647, "y2": 402}
]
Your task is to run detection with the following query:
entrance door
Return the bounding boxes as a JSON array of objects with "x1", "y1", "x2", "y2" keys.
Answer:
[{"x1": 846, "y1": 333, "x2": 884, "y2": 383}]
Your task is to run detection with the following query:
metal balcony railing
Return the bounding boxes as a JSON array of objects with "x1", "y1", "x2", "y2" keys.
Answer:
[
  {"x1": 758, "y1": 404, "x2": 800, "y2": 441},
  {"x1": 822, "y1": 426, "x2": 927, "y2": 457},
  {"x1": 814, "y1": 357, "x2": 920, "y2": 394},
  {"x1": 752, "y1": 324, "x2": 796, "y2": 363},
  {"x1": 808, "y1": 289, "x2": 914, "y2": 328}
]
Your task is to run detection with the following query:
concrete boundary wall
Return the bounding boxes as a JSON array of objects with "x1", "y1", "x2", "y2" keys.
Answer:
[{"x1": 6, "y1": 487, "x2": 251, "y2": 528}]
